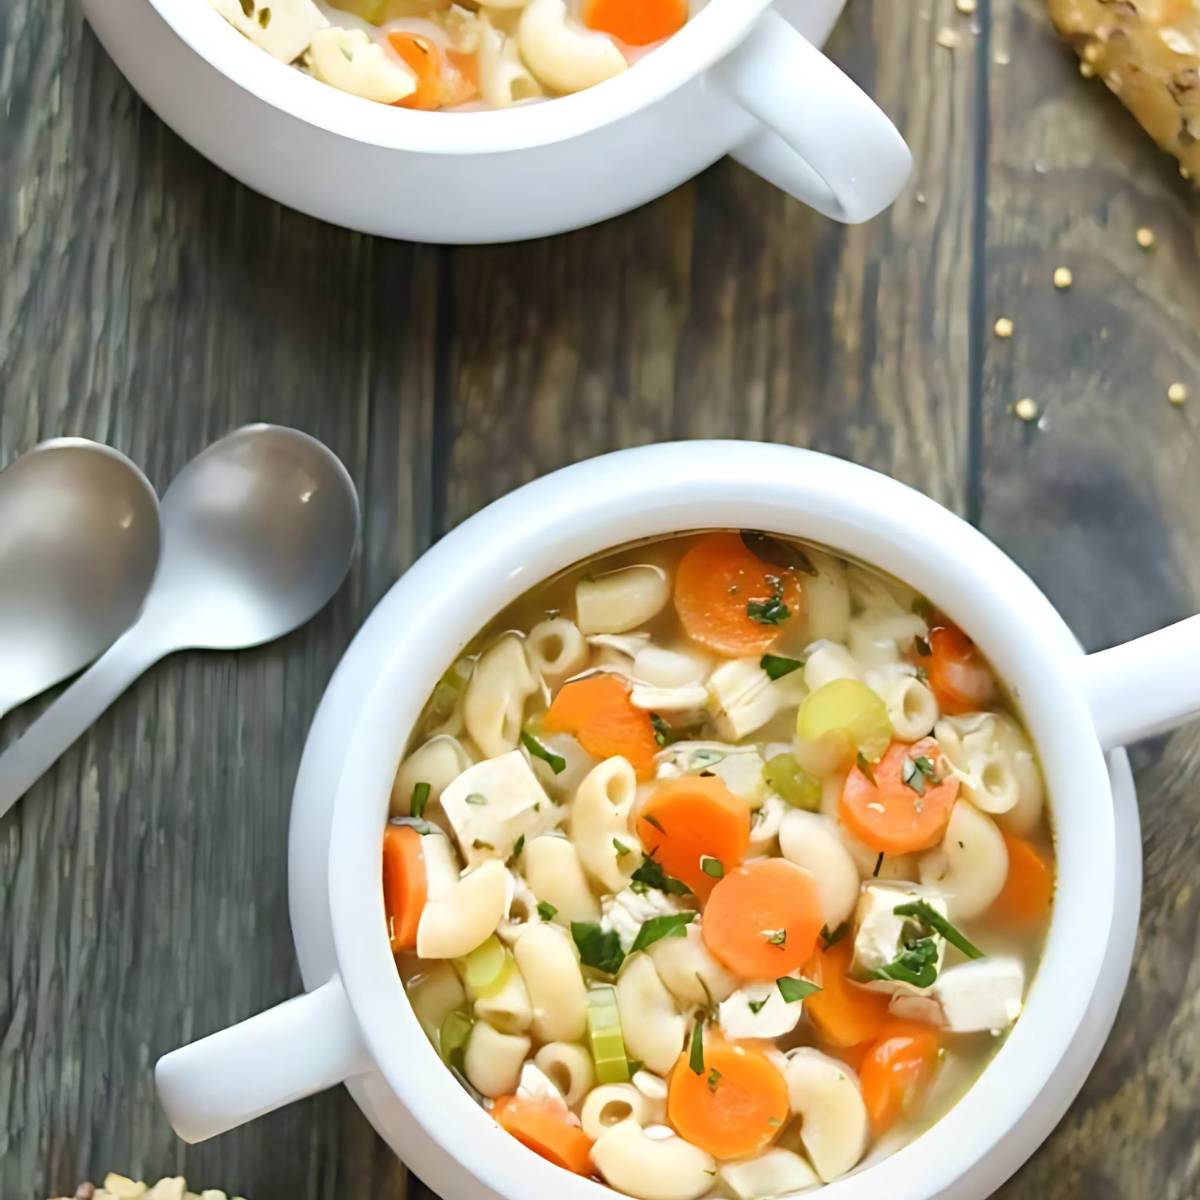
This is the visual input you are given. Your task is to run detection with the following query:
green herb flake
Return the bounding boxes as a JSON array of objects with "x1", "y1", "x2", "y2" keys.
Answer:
[
  {"x1": 747, "y1": 996, "x2": 768, "y2": 1015},
  {"x1": 630, "y1": 912, "x2": 697, "y2": 955},
  {"x1": 650, "y1": 712, "x2": 684, "y2": 748},
  {"x1": 777, "y1": 976, "x2": 821, "y2": 1003},
  {"x1": 856, "y1": 752, "x2": 878, "y2": 787},
  {"x1": 706, "y1": 1068, "x2": 722, "y2": 1093},
  {"x1": 900, "y1": 756, "x2": 926, "y2": 796},
  {"x1": 507, "y1": 834, "x2": 525, "y2": 866},
  {"x1": 631, "y1": 854, "x2": 692, "y2": 897},
  {"x1": 238, "y1": 0, "x2": 254, "y2": 15},
  {"x1": 257, "y1": 6, "x2": 271, "y2": 26},
  {"x1": 764, "y1": 928, "x2": 788, "y2": 947},
  {"x1": 464, "y1": 793, "x2": 488, "y2": 806},
  {"x1": 760, "y1": 653, "x2": 804, "y2": 681},
  {"x1": 746, "y1": 592, "x2": 791, "y2": 626},
  {"x1": 613, "y1": 838, "x2": 631, "y2": 859},
  {"x1": 642, "y1": 813, "x2": 667, "y2": 835},
  {"x1": 472, "y1": 838, "x2": 494, "y2": 851},
  {"x1": 409, "y1": 781, "x2": 431, "y2": 820},
  {"x1": 913, "y1": 755, "x2": 941, "y2": 782},
  {"x1": 873, "y1": 852, "x2": 884, "y2": 878},
  {"x1": 521, "y1": 731, "x2": 567, "y2": 775},
  {"x1": 821, "y1": 921, "x2": 850, "y2": 949},
  {"x1": 688, "y1": 1018, "x2": 705, "y2": 1075},
  {"x1": 893, "y1": 899, "x2": 985, "y2": 960},
  {"x1": 571, "y1": 921, "x2": 626, "y2": 975},
  {"x1": 873, "y1": 936, "x2": 940, "y2": 989},
  {"x1": 537, "y1": 900, "x2": 558, "y2": 922},
  {"x1": 700, "y1": 855, "x2": 724, "y2": 879}
]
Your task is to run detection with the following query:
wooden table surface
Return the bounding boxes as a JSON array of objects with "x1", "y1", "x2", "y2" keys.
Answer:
[{"x1": 3, "y1": 0, "x2": 1200, "y2": 1196}]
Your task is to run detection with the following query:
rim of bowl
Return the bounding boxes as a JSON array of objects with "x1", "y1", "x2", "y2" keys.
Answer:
[
  {"x1": 326, "y1": 441, "x2": 1116, "y2": 1200},
  {"x1": 145, "y1": 0, "x2": 773, "y2": 155}
]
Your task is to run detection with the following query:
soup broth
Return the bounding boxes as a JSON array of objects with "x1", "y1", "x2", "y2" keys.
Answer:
[
  {"x1": 384, "y1": 531, "x2": 1054, "y2": 1198},
  {"x1": 209, "y1": 0, "x2": 692, "y2": 111}
]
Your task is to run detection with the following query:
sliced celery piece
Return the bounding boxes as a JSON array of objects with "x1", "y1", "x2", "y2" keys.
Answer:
[
  {"x1": 457, "y1": 935, "x2": 510, "y2": 999},
  {"x1": 439, "y1": 1009, "x2": 473, "y2": 1067},
  {"x1": 763, "y1": 753, "x2": 822, "y2": 811},
  {"x1": 587, "y1": 984, "x2": 631, "y2": 1084},
  {"x1": 796, "y1": 679, "x2": 892, "y2": 762}
]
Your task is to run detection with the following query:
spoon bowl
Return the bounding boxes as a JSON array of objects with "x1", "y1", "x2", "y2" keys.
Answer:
[
  {"x1": 0, "y1": 439, "x2": 161, "y2": 718},
  {"x1": 0, "y1": 424, "x2": 360, "y2": 820}
]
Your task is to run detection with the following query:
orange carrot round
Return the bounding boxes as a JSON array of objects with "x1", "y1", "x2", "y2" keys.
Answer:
[
  {"x1": 701, "y1": 859, "x2": 822, "y2": 980},
  {"x1": 492, "y1": 1095, "x2": 594, "y2": 1175},
  {"x1": 859, "y1": 1020, "x2": 940, "y2": 1136},
  {"x1": 667, "y1": 1039, "x2": 789, "y2": 1160},
  {"x1": 925, "y1": 623, "x2": 996, "y2": 715},
  {"x1": 383, "y1": 824, "x2": 428, "y2": 953},
  {"x1": 543, "y1": 674, "x2": 660, "y2": 779},
  {"x1": 673, "y1": 532, "x2": 803, "y2": 657},
  {"x1": 991, "y1": 832, "x2": 1054, "y2": 924},
  {"x1": 582, "y1": 0, "x2": 687, "y2": 45},
  {"x1": 803, "y1": 937, "x2": 890, "y2": 1049},
  {"x1": 839, "y1": 737, "x2": 959, "y2": 855},
  {"x1": 636, "y1": 776, "x2": 750, "y2": 898}
]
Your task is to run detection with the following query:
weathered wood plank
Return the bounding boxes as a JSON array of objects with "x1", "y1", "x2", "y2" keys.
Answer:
[
  {"x1": 0, "y1": 9, "x2": 438, "y2": 1200},
  {"x1": 980, "y1": 0, "x2": 1200, "y2": 1194}
]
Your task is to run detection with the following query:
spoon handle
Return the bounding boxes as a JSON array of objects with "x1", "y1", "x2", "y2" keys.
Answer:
[{"x1": 0, "y1": 626, "x2": 166, "y2": 820}]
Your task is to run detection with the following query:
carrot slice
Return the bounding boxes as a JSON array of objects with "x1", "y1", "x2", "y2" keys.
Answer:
[
  {"x1": 582, "y1": 0, "x2": 687, "y2": 45},
  {"x1": 991, "y1": 833, "x2": 1054, "y2": 924},
  {"x1": 859, "y1": 1020, "x2": 940, "y2": 1136},
  {"x1": 924, "y1": 623, "x2": 996, "y2": 715},
  {"x1": 803, "y1": 937, "x2": 890, "y2": 1049},
  {"x1": 701, "y1": 859, "x2": 823, "y2": 980},
  {"x1": 667, "y1": 1038, "x2": 789, "y2": 1160},
  {"x1": 492, "y1": 1095, "x2": 594, "y2": 1175},
  {"x1": 673, "y1": 532, "x2": 803, "y2": 657},
  {"x1": 839, "y1": 737, "x2": 959, "y2": 855},
  {"x1": 383, "y1": 824, "x2": 428, "y2": 953},
  {"x1": 544, "y1": 674, "x2": 660, "y2": 779},
  {"x1": 636, "y1": 776, "x2": 750, "y2": 899},
  {"x1": 387, "y1": 33, "x2": 444, "y2": 109}
]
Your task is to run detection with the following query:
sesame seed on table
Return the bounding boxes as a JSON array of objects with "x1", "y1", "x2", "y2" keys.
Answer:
[{"x1": 1, "y1": 0, "x2": 1199, "y2": 1199}]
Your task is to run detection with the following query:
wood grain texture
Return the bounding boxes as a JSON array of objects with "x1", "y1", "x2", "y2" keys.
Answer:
[
  {"x1": 980, "y1": 0, "x2": 1200, "y2": 1196},
  {"x1": 2, "y1": 0, "x2": 1199, "y2": 1195}
]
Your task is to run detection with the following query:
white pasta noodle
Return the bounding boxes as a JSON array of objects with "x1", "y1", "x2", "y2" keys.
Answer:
[
  {"x1": 785, "y1": 1048, "x2": 869, "y2": 1182},
  {"x1": 747, "y1": 790, "x2": 787, "y2": 855},
  {"x1": 523, "y1": 835, "x2": 601, "y2": 924},
  {"x1": 534, "y1": 1042, "x2": 596, "y2": 1107},
  {"x1": 417, "y1": 860, "x2": 508, "y2": 959},
  {"x1": 632, "y1": 644, "x2": 709, "y2": 688},
  {"x1": 463, "y1": 1020, "x2": 531, "y2": 1098},
  {"x1": 211, "y1": 0, "x2": 328, "y2": 62},
  {"x1": 935, "y1": 711, "x2": 1044, "y2": 830},
  {"x1": 803, "y1": 641, "x2": 862, "y2": 692},
  {"x1": 391, "y1": 734, "x2": 473, "y2": 817},
  {"x1": 512, "y1": 923, "x2": 588, "y2": 1043},
  {"x1": 868, "y1": 664, "x2": 939, "y2": 742},
  {"x1": 475, "y1": 16, "x2": 543, "y2": 107},
  {"x1": 778, "y1": 810, "x2": 861, "y2": 929},
  {"x1": 804, "y1": 549, "x2": 852, "y2": 643},
  {"x1": 647, "y1": 923, "x2": 737, "y2": 1006},
  {"x1": 581, "y1": 1082, "x2": 654, "y2": 1141},
  {"x1": 591, "y1": 1120, "x2": 716, "y2": 1200},
  {"x1": 474, "y1": 961, "x2": 534, "y2": 1034},
  {"x1": 615, "y1": 954, "x2": 686, "y2": 1076},
  {"x1": 719, "y1": 1148, "x2": 821, "y2": 1200},
  {"x1": 575, "y1": 564, "x2": 670, "y2": 634},
  {"x1": 918, "y1": 800, "x2": 1009, "y2": 920},
  {"x1": 463, "y1": 633, "x2": 541, "y2": 759},
  {"x1": 630, "y1": 683, "x2": 710, "y2": 713},
  {"x1": 407, "y1": 962, "x2": 466, "y2": 1045},
  {"x1": 309, "y1": 27, "x2": 417, "y2": 102},
  {"x1": 846, "y1": 562, "x2": 920, "y2": 617},
  {"x1": 848, "y1": 612, "x2": 928, "y2": 669},
  {"x1": 569, "y1": 757, "x2": 641, "y2": 893},
  {"x1": 526, "y1": 617, "x2": 589, "y2": 683},
  {"x1": 419, "y1": 830, "x2": 463, "y2": 900}
]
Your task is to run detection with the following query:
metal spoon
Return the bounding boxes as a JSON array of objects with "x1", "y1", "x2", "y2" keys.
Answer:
[
  {"x1": 0, "y1": 439, "x2": 161, "y2": 719},
  {"x1": 0, "y1": 425, "x2": 360, "y2": 819}
]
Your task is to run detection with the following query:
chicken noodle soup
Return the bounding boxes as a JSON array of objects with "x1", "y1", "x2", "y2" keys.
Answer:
[
  {"x1": 209, "y1": 0, "x2": 691, "y2": 110},
  {"x1": 384, "y1": 531, "x2": 1054, "y2": 1198}
]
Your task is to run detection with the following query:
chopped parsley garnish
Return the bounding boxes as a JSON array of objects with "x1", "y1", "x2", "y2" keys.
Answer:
[
  {"x1": 537, "y1": 900, "x2": 558, "y2": 922},
  {"x1": 409, "y1": 781, "x2": 431, "y2": 820},
  {"x1": 821, "y1": 921, "x2": 850, "y2": 948},
  {"x1": 777, "y1": 977, "x2": 822, "y2": 1004},
  {"x1": 706, "y1": 1068, "x2": 723, "y2": 1093},
  {"x1": 521, "y1": 731, "x2": 566, "y2": 775},
  {"x1": 764, "y1": 928, "x2": 788, "y2": 947},
  {"x1": 893, "y1": 900, "x2": 984, "y2": 960},
  {"x1": 570, "y1": 921, "x2": 626, "y2": 974},
  {"x1": 856, "y1": 752, "x2": 878, "y2": 787},
  {"x1": 472, "y1": 839, "x2": 494, "y2": 851},
  {"x1": 631, "y1": 853, "x2": 692, "y2": 896},
  {"x1": 689, "y1": 1018, "x2": 705, "y2": 1075},
  {"x1": 465, "y1": 793, "x2": 488, "y2": 806},
  {"x1": 700, "y1": 855, "x2": 724, "y2": 879},
  {"x1": 650, "y1": 712, "x2": 685, "y2": 748},
  {"x1": 873, "y1": 852, "x2": 884, "y2": 878},
  {"x1": 901, "y1": 754, "x2": 941, "y2": 796},
  {"x1": 613, "y1": 838, "x2": 632, "y2": 858},
  {"x1": 760, "y1": 653, "x2": 804, "y2": 681},
  {"x1": 746, "y1": 589, "x2": 791, "y2": 626},
  {"x1": 630, "y1": 912, "x2": 697, "y2": 954},
  {"x1": 747, "y1": 996, "x2": 768, "y2": 1015},
  {"x1": 642, "y1": 813, "x2": 666, "y2": 834},
  {"x1": 507, "y1": 834, "x2": 525, "y2": 866},
  {"x1": 873, "y1": 936, "x2": 940, "y2": 989}
]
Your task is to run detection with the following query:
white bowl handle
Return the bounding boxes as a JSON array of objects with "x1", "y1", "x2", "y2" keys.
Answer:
[
  {"x1": 155, "y1": 975, "x2": 371, "y2": 1143},
  {"x1": 709, "y1": 9, "x2": 912, "y2": 223},
  {"x1": 1079, "y1": 615, "x2": 1200, "y2": 750}
]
